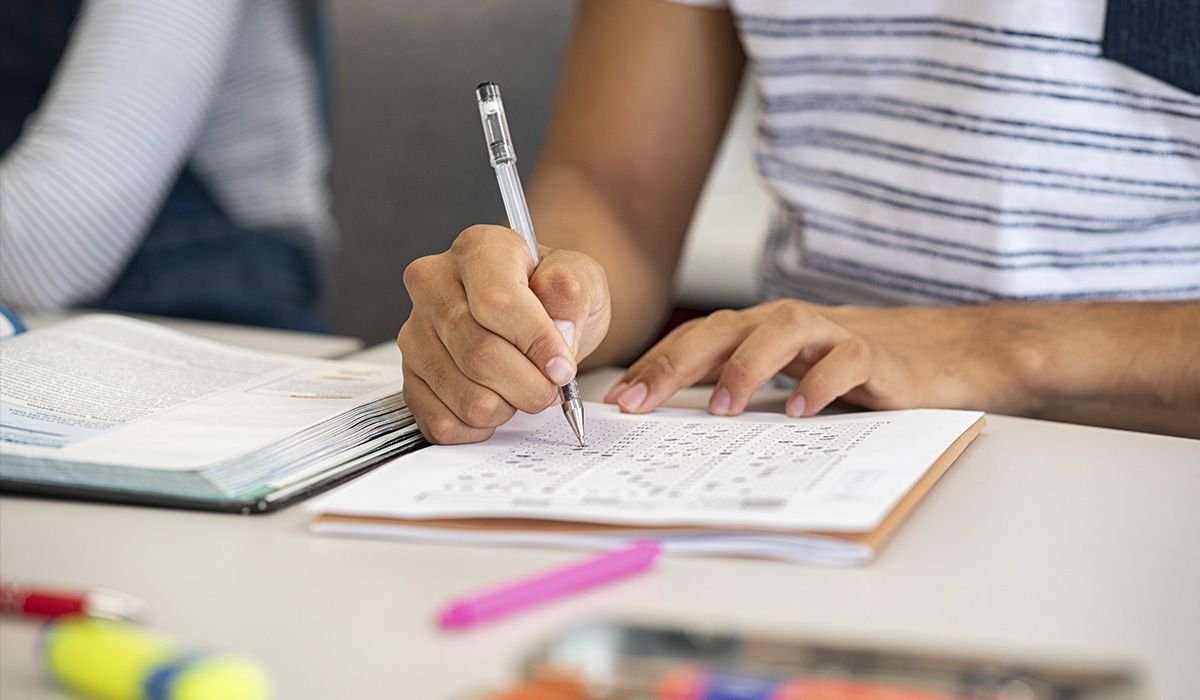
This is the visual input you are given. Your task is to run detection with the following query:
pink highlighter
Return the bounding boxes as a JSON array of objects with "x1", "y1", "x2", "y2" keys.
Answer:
[{"x1": 437, "y1": 540, "x2": 662, "y2": 630}]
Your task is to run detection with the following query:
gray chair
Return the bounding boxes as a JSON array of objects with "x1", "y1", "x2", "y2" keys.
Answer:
[{"x1": 329, "y1": 0, "x2": 578, "y2": 344}]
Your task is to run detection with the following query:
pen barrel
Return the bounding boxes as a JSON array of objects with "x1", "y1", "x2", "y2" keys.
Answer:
[
  {"x1": 559, "y1": 380, "x2": 581, "y2": 405},
  {"x1": 495, "y1": 163, "x2": 540, "y2": 265}
]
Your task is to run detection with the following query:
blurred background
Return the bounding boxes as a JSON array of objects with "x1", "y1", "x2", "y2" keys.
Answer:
[
  {"x1": 327, "y1": 0, "x2": 769, "y2": 346},
  {"x1": 1, "y1": 0, "x2": 769, "y2": 346},
  {"x1": 329, "y1": 0, "x2": 577, "y2": 344}
]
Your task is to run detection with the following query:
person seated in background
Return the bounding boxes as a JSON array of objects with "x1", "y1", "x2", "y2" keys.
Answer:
[
  {"x1": 400, "y1": 0, "x2": 1200, "y2": 440},
  {"x1": 0, "y1": 0, "x2": 333, "y2": 331}
]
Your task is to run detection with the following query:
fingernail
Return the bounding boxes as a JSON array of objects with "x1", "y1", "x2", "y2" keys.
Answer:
[
  {"x1": 545, "y1": 356, "x2": 575, "y2": 386},
  {"x1": 617, "y1": 382, "x2": 648, "y2": 412},
  {"x1": 604, "y1": 381, "x2": 628, "y2": 404},
  {"x1": 709, "y1": 386, "x2": 732, "y2": 416},
  {"x1": 787, "y1": 394, "x2": 807, "y2": 418},
  {"x1": 554, "y1": 319, "x2": 577, "y2": 355}
]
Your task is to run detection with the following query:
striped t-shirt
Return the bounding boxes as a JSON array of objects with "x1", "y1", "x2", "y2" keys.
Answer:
[
  {"x1": 0, "y1": 0, "x2": 330, "y2": 311},
  {"x1": 671, "y1": 0, "x2": 1200, "y2": 305}
]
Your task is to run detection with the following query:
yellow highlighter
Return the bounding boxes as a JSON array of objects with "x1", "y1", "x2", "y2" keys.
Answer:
[{"x1": 42, "y1": 617, "x2": 271, "y2": 700}]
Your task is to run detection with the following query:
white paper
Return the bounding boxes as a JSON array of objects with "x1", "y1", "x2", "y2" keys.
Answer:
[{"x1": 311, "y1": 403, "x2": 982, "y2": 533}]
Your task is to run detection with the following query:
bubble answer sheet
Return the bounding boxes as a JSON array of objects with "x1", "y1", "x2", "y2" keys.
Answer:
[{"x1": 310, "y1": 403, "x2": 985, "y2": 564}]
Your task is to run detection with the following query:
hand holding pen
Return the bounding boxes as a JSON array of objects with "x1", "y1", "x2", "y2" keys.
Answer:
[{"x1": 397, "y1": 84, "x2": 611, "y2": 445}]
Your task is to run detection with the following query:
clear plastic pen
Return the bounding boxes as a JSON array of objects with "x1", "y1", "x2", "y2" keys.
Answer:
[{"x1": 475, "y1": 82, "x2": 585, "y2": 447}]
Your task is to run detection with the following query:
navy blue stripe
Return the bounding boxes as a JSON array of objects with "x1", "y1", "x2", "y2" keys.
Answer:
[
  {"x1": 761, "y1": 126, "x2": 1200, "y2": 193},
  {"x1": 763, "y1": 93, "x2": 1200, "y2": 149},
  {"x1": 759, "y1": 155, "x2": 1200, "y2": 234},
  {"x1": 801, "y1": 217, "x2": 1200, "y2": 270},
  {"x1": 757, "y1": 66, "x2": 1200, "y2": 121},
  {"x1": 736, "y1": 15, "x2": 1096, "y2": 46},
  {"x1": 763, "y1": 266, "x2": 977, "y2": 304},
  {"x1": 800, "y1": 252, "x2": 1200, "y2": 303},
  {"x1": 768, "y1": 157, "x2": 1200, "y2": 224},
  {"x1": 761, "y1": 98, "x2": 1200, "y2": 160},
  {"x1": 762, "y1": 127, "x2": 1200, "y2": 203},
  {"x1": 801, "y1": 207, "x2": 1200, "y2": 260},
  {"x1": 755, "y1": 54, "x2": 1200, "y2": 108},
  {"x1": 740, "y1": 28, "x2": 1098, "y2": 58}
]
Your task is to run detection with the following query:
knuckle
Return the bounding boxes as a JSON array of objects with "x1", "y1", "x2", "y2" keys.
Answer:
[
  {"x1": 402, "y1": 255, "x2": 438, "y2": 291},
  {"x1": 462, "y1": 386, "x2": 507, "y2": 428},
  {"x1": 721, "y1": 353, "x2": 756, "y2": 386},
  {"x1": 472, "y1": 287, "x2": 518, "y2": 322},
  {"x1": 771, "y1": 301, "x2": 815, "y2": 328},
  {"x1": 461, "y1": 335, "x2": 505, "y2": 380},
  {"x1": 652, "y1": 353, "x2": 681, "y2": 381},
  {"x1": 530, "y1": 269, "x2": 591, "y2": 318},
  {"x1": 545, "y1": 271, "x2": 586, "y2": 308},
  {"x1": 845, "y1": 336, "x2": 874, "y2": 366},
  {"x1": 706, "y1": 309, "x2": 742, "y2": 328},
  {"x1": 426, "y1": 415, "x2": 463, "y2": 445},
  {"x1": 803, "y1": 369, "x2": 834, "y2": 401},
  {"x1": 452, "y1": 225, "x2": 494, "y2": 253}
]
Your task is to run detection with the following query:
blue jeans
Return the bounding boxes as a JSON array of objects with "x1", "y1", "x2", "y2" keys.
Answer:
[{"x1": 94, "y1": 169, "x2": 331, "y2": 333}]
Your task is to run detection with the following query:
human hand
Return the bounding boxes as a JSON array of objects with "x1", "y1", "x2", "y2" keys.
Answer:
[
  {"x1": 399, "y1": 225, "x2": 610, "y2": 444},
  {"x1": 604, "y1": 299, "x2": 1016, "y2": 418}
]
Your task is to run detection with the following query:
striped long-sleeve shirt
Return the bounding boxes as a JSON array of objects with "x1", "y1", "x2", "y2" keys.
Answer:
[
  {"x1": 671, "y1": 0, "x2": 1200, "y2": 305},
  {"x1": 0, "y1": 0, "x2": 331, "y2": 311}
]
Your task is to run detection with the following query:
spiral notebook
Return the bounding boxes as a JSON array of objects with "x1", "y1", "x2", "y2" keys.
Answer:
[{"x1": 309, "y1": 403, "x2": 985, "y2": 564}]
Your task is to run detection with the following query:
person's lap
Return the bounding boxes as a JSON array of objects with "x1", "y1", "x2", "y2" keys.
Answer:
[{"x1": 95, "y1": 169, "x2": 330, "y2": 333}]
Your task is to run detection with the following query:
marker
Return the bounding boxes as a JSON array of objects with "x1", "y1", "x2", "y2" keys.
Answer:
[
  {"x1": 438, "y1": 541, "x2": 661, "y2": 630},
  {"x1": 42, "y1": 617, "x2": 271, "y2": 700},
  {"x1": 1, "y1": 581, "x2": 148, "y2": 623}
]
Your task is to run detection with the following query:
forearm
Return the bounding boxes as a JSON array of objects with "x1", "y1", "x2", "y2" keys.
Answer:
[
  {"x1": 530, "y1": 163, "x2": 675, "y2": 367},
  {"x1": 834, "y1": 300, "x2": 1200, "y2": 436},
  {"x1": 523, "y1": 0, "x2": 744, "y2": 367},
  {"x1": 1001, "y1": 301, "x2": 1200, "y2": 436}
]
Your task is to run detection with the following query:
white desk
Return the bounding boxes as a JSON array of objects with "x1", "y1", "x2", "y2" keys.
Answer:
[{"x1": 2, "y1": 338, "x2": 1198, "y2": 699}]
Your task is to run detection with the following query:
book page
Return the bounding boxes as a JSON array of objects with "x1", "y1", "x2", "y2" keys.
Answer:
[
  {"x1": 312, "y1": 403, "x2": 983, "y2": 533},
  {"x1": 0, "y1": 315, "x2": 403, "y2": 470}
]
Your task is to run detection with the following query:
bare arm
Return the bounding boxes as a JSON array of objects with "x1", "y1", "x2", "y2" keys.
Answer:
[
  {"x1": 529, "y1": 0, "x2": 745, "y2": 367},
  {"x1": 607, "y1": 298, "x2": 1200, "y2": 438}
]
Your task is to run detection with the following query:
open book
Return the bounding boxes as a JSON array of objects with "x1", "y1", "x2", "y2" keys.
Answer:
[
  {"x1": 0, "y1": 315, "x2": 420, "y2": 513},
  {"x1": 310, "y1": 403, "x2": 984, "y2": 565}
]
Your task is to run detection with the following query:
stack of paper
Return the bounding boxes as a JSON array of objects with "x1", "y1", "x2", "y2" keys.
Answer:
[
  {"x1": 310, "y1": 404, "x2": 984, "y2": 564},
  {"x1": 0, "y1": 316, "x2": 420, "y2": 512}
]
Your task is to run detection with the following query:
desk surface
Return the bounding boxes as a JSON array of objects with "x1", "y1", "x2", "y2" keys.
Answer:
[{"x1": 2, "y1": 339, "x2": 1198, "y2": 699}]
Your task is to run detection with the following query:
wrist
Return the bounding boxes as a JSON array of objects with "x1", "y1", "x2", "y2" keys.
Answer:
[{"x1": 965, "y1": 303, "x2": 1073, "y2": 418}]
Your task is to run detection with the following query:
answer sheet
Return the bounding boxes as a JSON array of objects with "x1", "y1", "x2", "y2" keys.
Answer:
[{"x1": 312, "y1": 403, "x2": 983, "y2": 533}]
